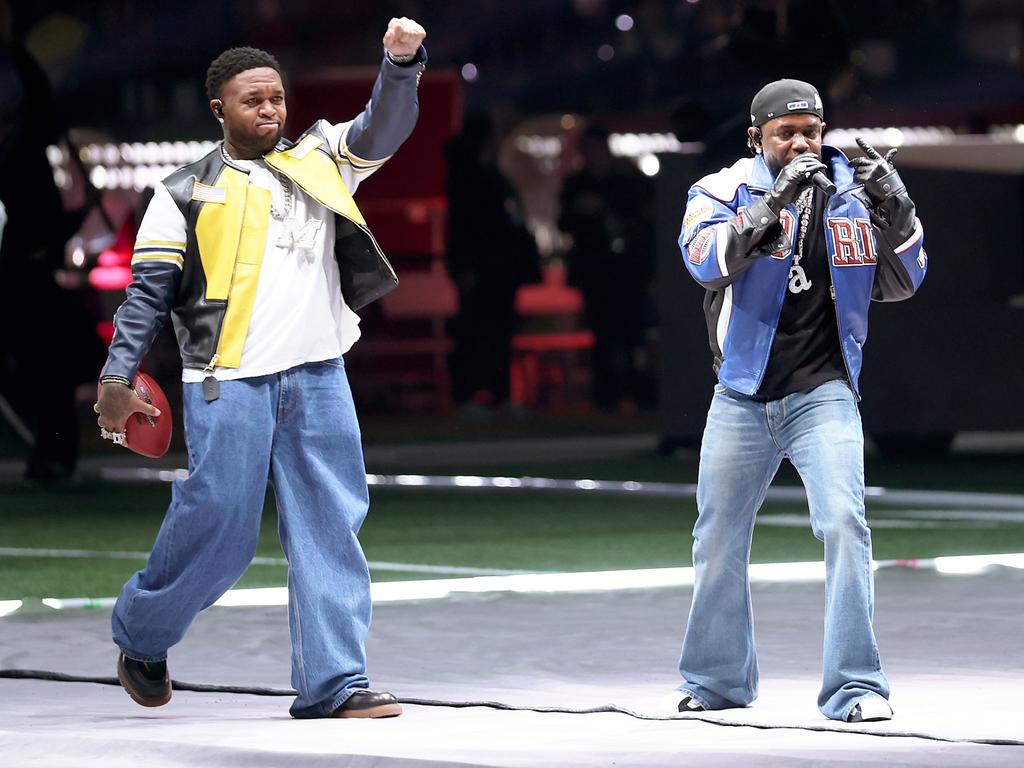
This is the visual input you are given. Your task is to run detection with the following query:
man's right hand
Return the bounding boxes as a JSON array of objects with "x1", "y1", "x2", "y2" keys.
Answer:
[
  {"x1": 764, "y1": 153, "x2": 826, "y2": 213},
  {"x1": 95, "y1": 380, "x2": 161, "y2": 434}
]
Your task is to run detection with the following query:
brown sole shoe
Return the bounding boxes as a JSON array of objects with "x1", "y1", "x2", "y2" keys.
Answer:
[
  {"x1": 331, "y1": 689, "x2": 403, "y2": 718},
  {"x1": 117, "y1": 652, "x2": 171, "y2": 707},
  {"x1": 334, "y1": 702, "x2": 403, "y2": 719}
]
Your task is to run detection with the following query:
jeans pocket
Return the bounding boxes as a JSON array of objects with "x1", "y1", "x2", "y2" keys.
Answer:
[{"x1": 318, "y1": 356, "x2": 346, "y2": 369}]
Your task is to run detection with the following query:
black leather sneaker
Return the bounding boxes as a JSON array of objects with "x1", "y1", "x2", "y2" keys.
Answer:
[
  {"x1": 677, "y1": 695, "x2": 705, "y2": 713},
  {"x1": 331, "y1": 690, "x2": 402, "y2": 718},
  {"x1": 117, "y1": 652, "x2": 171, "y2": 707}
]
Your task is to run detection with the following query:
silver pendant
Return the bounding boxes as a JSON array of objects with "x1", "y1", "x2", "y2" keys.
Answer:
[
  {"x1": 788, "y1": 265, "x2": 812, "y2": 294},
  {"x1": 276, "y1": 217, "x2": 324, "y2": 250}
]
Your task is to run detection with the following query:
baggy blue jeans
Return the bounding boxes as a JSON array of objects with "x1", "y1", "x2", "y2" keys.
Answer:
[
  {"x1": 677, "y1": 379, "x2": 890, "y2": 721},
  {"x1": 112, "y1": 357, "x2": 373, "y2": 717}
]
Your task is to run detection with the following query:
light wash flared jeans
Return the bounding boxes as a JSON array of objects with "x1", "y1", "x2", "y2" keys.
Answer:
[{"x1": 678, "y1": 380, "x2": 890, "y2": 721}]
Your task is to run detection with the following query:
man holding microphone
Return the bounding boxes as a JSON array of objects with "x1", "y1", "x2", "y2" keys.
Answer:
[{"x1": 672, "y1": 79, "x2": 927, "y2": 722}]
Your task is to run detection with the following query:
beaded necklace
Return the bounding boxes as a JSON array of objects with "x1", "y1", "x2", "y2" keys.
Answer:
[{"x1": 788, "y1": 187, "x2": 814, "y2": 294}]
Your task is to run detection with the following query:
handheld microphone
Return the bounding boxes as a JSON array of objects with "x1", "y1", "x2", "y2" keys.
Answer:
[{"x1": 811, "y1": 171, "x2": 836, "y2": 196}]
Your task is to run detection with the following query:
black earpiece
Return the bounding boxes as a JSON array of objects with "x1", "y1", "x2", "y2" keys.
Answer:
[
  {"x1": 747, "y1": 128, "x2": 763, "y2": 154},
  {"x1": 214, "y1": 105, "x2": 223, "y2": 116}
]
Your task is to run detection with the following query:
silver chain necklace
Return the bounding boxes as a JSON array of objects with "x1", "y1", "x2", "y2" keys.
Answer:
[
  {"x1": 269, "y1": 170, "x2": 294, "y2": 220},
  {"x1": 220, "y1": 143, "x2": 294, "y2": 220},
  {"x1": 220, "y1": 142, "x2": 323, "y2": 256},
  {"x1": 788, "y1": 187, "x2": 814, "y2": 294}
]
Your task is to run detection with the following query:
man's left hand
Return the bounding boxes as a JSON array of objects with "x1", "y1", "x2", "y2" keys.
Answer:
[
  {"x1": 383, "y1": 17, "x2": 426, "y2": 58},
  {"x1": 849, "y1": 137, "x2": 906, "y2": 204}
]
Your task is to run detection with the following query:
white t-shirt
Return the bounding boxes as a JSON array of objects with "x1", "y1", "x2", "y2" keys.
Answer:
[
  {"x1": 180, "y1": 160, "x2": 360, "y2": 383},
  {"x1": 132, "y1": 121, "x2": 384, "y2": 382}
]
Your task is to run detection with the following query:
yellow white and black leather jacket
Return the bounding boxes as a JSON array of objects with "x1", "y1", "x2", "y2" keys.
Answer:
[{"x1": 100, "y1": 48, "x2": 425, "y2": 384}]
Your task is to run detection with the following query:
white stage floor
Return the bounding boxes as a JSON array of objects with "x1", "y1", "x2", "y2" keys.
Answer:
[{"x1": 2, "y1": 567, "x2": 1022, "y2": 767}]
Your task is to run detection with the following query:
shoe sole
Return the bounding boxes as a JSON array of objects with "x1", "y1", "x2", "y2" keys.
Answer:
[
  {"x1": 334, "y1": 702, "x2": 403, "y2": 719},
  {"x1": 117, "y1": 655, "x2": 171, "y2": 708}
]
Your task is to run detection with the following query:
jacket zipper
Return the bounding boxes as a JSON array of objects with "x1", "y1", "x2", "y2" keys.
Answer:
[
  {"x1": 750, "y1": 199, "x2": 794, "y2": 396},
  {"x1": 827, "y1": 259, "x2": 858, "y2": 398}
]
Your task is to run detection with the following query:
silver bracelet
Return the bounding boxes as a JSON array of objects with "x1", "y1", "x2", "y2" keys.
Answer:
[
  {"x1": 100, "y1": 427, "x2": 126, "y2": 446},
  {"x1": 387, "y1": 50, "x2": 416, "y2": 64}
]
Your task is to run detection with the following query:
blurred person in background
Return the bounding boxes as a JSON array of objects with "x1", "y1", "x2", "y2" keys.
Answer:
[
  {"x1": 444, "y1": 112, "x2": 540, "y2": 418},
  {"x1": 671, "y1": 78, "x2": 926, "y2": 723},
  {"x1": 559, "y1": 124, "x2": 654, "y2": 412},
  {"x1": 0, "y1": 1, "x2": 104, "y2": 482},
  {"x1": 94, "y1": 17, "x2": 426, "y2": 719}
]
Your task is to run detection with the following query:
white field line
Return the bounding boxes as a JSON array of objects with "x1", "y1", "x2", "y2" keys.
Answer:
[
  {"x1": 0, "y1": 548, "x2": 527, "y2": 576},
  {"x1": 874, "y1": 509, "x2": 1024, "y2": 523},
  {"x1": 9, "y1": 553, "x2": 1024, "y2": 613},
  {"x1": 757, "y1": 509, "x2": 1024, "y2": 527},
  {"x1": 6, "y1": 502, "x2": 1018, "y2": 571},
  {"x1": 4, "y1": 503, "x2": 1019, "y2": 570},
  {"x1": 756, "y1": 514, "x2": 949, "y2": 528}
]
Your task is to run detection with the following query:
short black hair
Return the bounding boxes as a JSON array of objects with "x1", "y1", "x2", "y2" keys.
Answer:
[{"x1": 205, "y1": 47, "x2": 281, "y2": 101}]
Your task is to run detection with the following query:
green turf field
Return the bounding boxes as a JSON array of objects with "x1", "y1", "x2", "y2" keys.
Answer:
[{"x1": 3, "y1": 445, "x2": 1024, "y2": 600}]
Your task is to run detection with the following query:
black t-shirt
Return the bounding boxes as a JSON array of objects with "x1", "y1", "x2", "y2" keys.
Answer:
[{"x1": 755, "y1": 186, "x2": 848, "y2": 401}]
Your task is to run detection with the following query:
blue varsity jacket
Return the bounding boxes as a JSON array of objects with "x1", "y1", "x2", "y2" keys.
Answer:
[{"x1": 678, "y1": 145, "x2": 927, "y2": 398}]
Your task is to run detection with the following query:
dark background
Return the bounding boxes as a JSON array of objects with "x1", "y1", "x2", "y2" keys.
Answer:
[
  {"x1": 3, "y1": 0, "x2": 1023, "y2": 455},
  {"x1": 11, "y1": 0, "x2": 1024, "y2": 139}
]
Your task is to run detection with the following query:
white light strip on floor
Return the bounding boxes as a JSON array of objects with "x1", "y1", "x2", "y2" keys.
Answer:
[
  {"x1": 36, "y1": 597, "x2": 116, "y2": 610},
  {"x1": 102, "y1": 467, "x2": 1024, "y2": 511},
  {"x1": 11, "y1": 554, "x2": 1023, "y2": 616},
  {"x1": 934, "y1": 553, "x2": 1024, "y2": 574}
]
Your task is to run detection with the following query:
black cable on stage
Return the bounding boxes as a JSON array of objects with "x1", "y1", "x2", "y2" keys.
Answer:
[{"x1": 2, "y1": 668, "x2": 1022, "y2": 747}]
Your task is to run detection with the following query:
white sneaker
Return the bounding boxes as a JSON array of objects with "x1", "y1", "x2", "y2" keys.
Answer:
[
  {"x1": 662, "y1": 691, "x2": 706, "y2": 714},
  {"x1": 678, "y1": 695, "x2": 705, "y2": 713},
  {"x1": 846, "y1": 697, "x2": 893, "y2": 722}
]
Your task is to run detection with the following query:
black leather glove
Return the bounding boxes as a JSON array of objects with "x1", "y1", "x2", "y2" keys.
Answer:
[
  {"x1": 849, "y1": 137, "x2": 906, "y2": 205},
  {"x1": 736, "y1": 152, "x2": 825, "y2": 250},
  {"x1": 761, "y1": 152, "x2": 827, "y2": 215}
]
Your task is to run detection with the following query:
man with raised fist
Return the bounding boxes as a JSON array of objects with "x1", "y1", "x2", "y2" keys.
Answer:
[{"x1": 95, "y1": 17, "x2": 427, "y2": 720}]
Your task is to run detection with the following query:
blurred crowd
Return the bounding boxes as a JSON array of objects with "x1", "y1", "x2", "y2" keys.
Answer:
[{"x1": 2, "y1": 0, "x2": 1021, "y2": 475}]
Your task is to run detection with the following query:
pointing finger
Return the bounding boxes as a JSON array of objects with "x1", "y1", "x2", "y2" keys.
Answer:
[{"x1": 855, "y1": 137, "x2": 881, "y2": 160}]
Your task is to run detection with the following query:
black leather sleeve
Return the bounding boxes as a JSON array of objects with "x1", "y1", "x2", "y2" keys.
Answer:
[
  {"x1": 869, "y1": 191, "x2": 920, "y2": 302},
  {"x1": 734, "y1": 197, "x2": 792, "y2": 257},
  {"x1": 100, "y1": 262, "x2": 181, "y2": 382}
]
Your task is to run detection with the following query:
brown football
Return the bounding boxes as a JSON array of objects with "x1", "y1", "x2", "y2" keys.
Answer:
[{"x1": 98, "y1": 372, "x2": 173, "y2": 458}]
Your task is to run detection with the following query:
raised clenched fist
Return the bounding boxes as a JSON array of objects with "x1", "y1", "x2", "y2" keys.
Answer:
[{"x1": 383, "y1": 17, "x2": 426, "y2": 59}]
